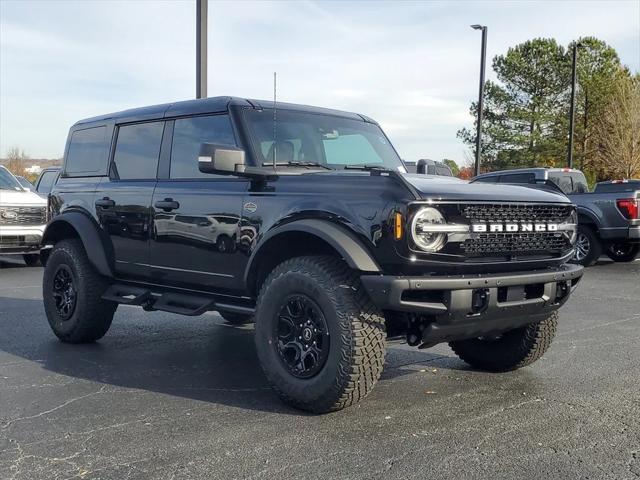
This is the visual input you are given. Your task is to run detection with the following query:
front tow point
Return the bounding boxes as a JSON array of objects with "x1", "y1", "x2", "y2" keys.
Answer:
[{"x1": 471, "y1": 288, "x2": 490, "y2": 314}]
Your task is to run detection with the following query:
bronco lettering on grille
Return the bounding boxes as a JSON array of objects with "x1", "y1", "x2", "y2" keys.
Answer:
[{"x1": 472, "y1": 223, "x2": 559, "y2": 233}]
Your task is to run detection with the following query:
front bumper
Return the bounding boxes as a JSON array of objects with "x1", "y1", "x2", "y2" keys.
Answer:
[
  {"x1": 0, "y1": 225, "x2": 45, "y2": 255},
  {"x1": 361, "y1": 263, "x2": 584, "y2": 345}
]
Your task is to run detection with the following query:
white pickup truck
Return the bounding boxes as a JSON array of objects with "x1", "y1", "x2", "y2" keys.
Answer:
[{"x1": 0, "y1": 165, "x2": 47, "y2": 266}]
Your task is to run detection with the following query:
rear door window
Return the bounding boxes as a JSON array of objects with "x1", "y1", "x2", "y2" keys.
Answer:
[
  {"x1": 112, "y1": 122, "x2": 164, "y2": 180},
  {"x1": 65, "y1": 126, "x2": 110, "y2": 176}
]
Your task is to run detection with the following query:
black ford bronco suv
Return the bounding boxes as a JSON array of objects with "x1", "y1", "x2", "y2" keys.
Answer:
[{"x1": 41, "y1": 97, "x2": 584, "y2": 413}]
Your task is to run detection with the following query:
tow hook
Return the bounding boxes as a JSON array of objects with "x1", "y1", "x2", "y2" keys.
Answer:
[
  {"x1": 555, "y1": 281, "x2": 570, "y2": 302},
  {"x1": 471, "y1": 288, "x2": 490, "y2": 314}
]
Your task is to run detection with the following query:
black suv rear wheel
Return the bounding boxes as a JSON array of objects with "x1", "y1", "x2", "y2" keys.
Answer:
[
  {"x1": 254, "y1": 256, "x2": 386, "y2": 413},
  {"x1": 43, "y1": 239, "x2": 117, "y2": 343},
  {"x1": 449, "y1": 311, "x2": 557, "y2": 371}
]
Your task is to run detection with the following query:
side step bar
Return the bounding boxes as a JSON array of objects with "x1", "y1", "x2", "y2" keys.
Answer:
[
  {"x1": 102, "y1": 285, "x2": 152, "y2": 306},
  {"x1": 101, "y1": 284, "x2": 254, "y2": 317}
]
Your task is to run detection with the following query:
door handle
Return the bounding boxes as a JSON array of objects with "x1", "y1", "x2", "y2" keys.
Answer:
[
  {"x1": 95, "y1": 197, "x2": 115, "y2": 208},
  {"x1": 154, "y1": 198, "x2": 180, "y2": 211}
]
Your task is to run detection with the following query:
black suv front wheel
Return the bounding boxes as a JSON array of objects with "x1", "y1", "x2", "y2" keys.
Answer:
[
  {"x1": 254, "y1": 256, "x2": 386, "y2": 413},
  {"x1": 43, "y1": 239, "x2": 117, "y2": 343}
]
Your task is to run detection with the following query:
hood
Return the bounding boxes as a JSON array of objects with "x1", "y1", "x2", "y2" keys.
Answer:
[
  {"x1": 0, "y1": 188, "x2": 47, "y2": 206},
  {"x1": 403, "y1": 174, "x2": 570, "y2": 203}
]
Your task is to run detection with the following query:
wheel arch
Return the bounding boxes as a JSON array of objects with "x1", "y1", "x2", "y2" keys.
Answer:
[
  {"x1": 577, "y1": 207, "x2": 600, "y2": 233},
  {"x1": 41, "y1": 211, "x2": 114, "y2": 277},
  {"x1": 244, "y1": 219, "x2": 381, "y2": 297}
]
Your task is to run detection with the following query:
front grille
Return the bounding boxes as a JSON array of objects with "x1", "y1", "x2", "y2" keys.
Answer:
[
  {"x1": 458, "y1": 203, "x2": 574, "y2": 257},
  {"x1": 462, "y1": 232, "x2": 569, "y2": 255},
  {"x1": 0, "y1": 206, "x2": 47, "y2": 226},
  {"x1": 462, "y1": 204, "x2": 573, "y2": 223}
]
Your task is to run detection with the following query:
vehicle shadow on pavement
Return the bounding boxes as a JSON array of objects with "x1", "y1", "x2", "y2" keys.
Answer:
[{"x1": 0, "y1": 296, "x2": 460, "y2": 415}]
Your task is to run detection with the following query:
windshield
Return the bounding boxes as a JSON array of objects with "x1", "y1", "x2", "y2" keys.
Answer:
[
  {"x1": 243, "y1": 109, "x2": 404, "y2": 170},
  {"x1": 0, "y1": 167, "x2": 23, "y2": 191}
]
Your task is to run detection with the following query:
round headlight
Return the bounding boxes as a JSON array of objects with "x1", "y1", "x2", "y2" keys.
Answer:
[{"x1": 411, "y1": 207, "x2": 447, "y2": 252}]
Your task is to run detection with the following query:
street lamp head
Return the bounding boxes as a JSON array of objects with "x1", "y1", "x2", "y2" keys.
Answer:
[{"x1": 471, "y1": 24, "x2": 485, "y2": 30}]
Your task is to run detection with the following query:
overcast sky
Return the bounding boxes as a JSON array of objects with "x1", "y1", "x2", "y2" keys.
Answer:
[{"x1": 1, "y1": 0, "x2": 638, "y2": 165}]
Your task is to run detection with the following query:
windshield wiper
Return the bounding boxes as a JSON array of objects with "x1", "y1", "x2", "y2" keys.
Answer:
[
  {"x1": 262, "y1": 161, "x2": 333, "y2": 170},
  {"x1": 343, "y1": 164, "x2": 389, "y2": 171}
]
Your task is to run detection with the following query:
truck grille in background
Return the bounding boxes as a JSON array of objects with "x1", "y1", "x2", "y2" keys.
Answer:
[
  {"x1": 0, "y1": 206, "x2": 47, "y2": 226},
  {"x1": 460, "y1": 203, "x2": 573, "y2": 257}
]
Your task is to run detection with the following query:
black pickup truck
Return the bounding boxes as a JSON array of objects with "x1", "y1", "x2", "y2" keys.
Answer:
[
  {"x1": 472, "y1": 168, "x2": 640, "y2": 266},
  {"x1": 41, "y1": 97, "x2": 583, "y2": 412}
]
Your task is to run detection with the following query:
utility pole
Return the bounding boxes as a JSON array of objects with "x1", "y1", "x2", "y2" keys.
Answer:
[
  {"x1": 196, "y1": 0, "x2": 207, "y2": 99},
  {"x1": 471, "y1": 25, "x2": 487, "y2": 176},
  {"x1": 567, "y1": 42, "x2": 582, "y2": 168}
]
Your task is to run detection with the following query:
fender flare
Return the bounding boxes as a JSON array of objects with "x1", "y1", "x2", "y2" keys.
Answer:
[
  {"x1": 576, "y1": 206, "x2": 600, "y2": 229},
  {"x1": 244, "y1": 219, "x2": 381, "y2": 286},
  {"x1": 42, "y1": 211, "x2": 114, "y2": 277}
]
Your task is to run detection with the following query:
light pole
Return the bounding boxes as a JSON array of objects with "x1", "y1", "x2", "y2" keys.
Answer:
[
  {"x1": 471, "y1": 24, "x2": 487, "y2": 176},
  {"x1": 567, "y1": 42, "x2": 583, "y2": 168},
  {"x1": 196, "y1": 0, "x2": 207, "y2": 99}
]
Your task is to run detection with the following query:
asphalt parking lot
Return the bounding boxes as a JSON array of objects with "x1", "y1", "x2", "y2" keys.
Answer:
[{"x1": 0, "y1": 256, "x2": 638, "y2": 480}]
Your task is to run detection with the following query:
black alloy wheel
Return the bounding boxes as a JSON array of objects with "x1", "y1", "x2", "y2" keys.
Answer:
[
  {"x1": 275, "y1": 294, "x2": 330, "y2": 379},
  {"x1": 52, "y1": 265, "x2": 77, "y2": 320}
]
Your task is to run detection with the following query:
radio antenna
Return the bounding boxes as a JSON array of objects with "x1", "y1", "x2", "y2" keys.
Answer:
[{"x1": 272, "y1": 71, "x2": 277, "y2": 172}]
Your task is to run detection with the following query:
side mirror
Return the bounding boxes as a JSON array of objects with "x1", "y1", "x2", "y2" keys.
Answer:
[
  {"x1": 416, "y1": 159, "x2": 427, "y2": 175},
  {"x1": 198, "y1": 143, "x2": 246, "y2": 175}
]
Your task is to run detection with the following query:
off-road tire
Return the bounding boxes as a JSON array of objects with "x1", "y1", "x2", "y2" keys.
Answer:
[
  {"x1": 572, "y1": 225, "x2": 601, "y2": 267},
  {"x1": 220, "y1": 311, "x2": 253, "y2": 325},
  {"x1": 449, "y1": 311, "x2": 558, "y2": 372},
  {"x1": 23, "y1": 254, "x2": 40, "y2": 267},
  {"x1": 606, "y1": 243, "x2": 640, "y2": 263},
  {"x1": 254, "y1": 256, "x2": 386, "y2": 413},
  {"x1": 43, "y1": 239, "x2": 117, "y2": 343}
]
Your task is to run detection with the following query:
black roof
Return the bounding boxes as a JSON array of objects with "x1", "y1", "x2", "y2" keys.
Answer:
[{"x1": 74, "y1": 96, "x2": 372, "y2": 127}]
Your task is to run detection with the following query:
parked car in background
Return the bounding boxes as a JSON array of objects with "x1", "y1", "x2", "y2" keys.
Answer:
[
  {"x1": 34, "y1": 167, "x2": 61, "y2": 197},
  {"x1": 471, "y1": 168, "x2": 640, "y2": 266},
  {"x1": 404, "y1": 159, "x2": 453, "y2": 176},
  {"x1": 594, "y1": 179, "x2": 640, "y2": 194},
  {"x1": 16, "y1": 176, "x2": 35, "y2": 191},
  {"x1": 0, "y1": 165, "x2": 47, "y2": 266}
]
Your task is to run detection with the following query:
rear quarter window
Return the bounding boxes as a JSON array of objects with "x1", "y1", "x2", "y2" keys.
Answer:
[{"x1": 65, "y1": 126, "x2": 110, "y2": 176}]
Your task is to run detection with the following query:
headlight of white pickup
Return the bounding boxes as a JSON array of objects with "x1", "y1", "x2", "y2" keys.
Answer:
[{"x1": 410, "y1": 207, "x2": 453, "y2": 252}]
